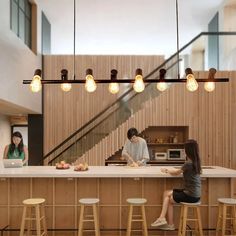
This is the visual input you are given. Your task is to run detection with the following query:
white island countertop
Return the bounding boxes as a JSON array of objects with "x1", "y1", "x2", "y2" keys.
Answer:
[{"x1": 0, "y1": 165, "x2": 236, "y2": 178}]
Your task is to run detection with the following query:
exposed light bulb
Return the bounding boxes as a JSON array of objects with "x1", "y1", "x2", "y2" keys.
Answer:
[
  {"x1": 85, "y1": 74, "x2": 97, "y2": 93},
  {"x1": 204, "y1": 82, "x2": 215, "y2": 92},
  {"x1": 109, "y1": 82, "x2": 119, "y2": 94},
  {"x1": 133, "y1": 75, "x2": 145, "y2": 93},
  {"x1": 186, "y1": 74, "x2": 198, "y2": 92},
  {"x1": 30, "y1": 75, "x2": 42, "y2": 93},
  {"x1": 61, "y1": 83, "x2": 72, "y2": 92},
  {"x1": 156, "y1": 82, "x2": 168, "y2": 92}
]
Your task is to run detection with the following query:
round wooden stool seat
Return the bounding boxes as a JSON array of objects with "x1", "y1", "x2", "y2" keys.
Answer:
[
  {"x1": 126, "y1": 198, "x2": 148, "y2": 236},
  {"x1": 79, "y1": 198, "x2": 99, "y2": 205},
  {"x1": 218, "y1": 198, "x2": 236, "y2": 205},
  {"x1": 180, "y1": 201, "x2": 201, "y2": 205},
  {"x1": 23, "y1": 198, "x2": 46, "y2": 205},
  {"x1": 127, "y1": 198, "x2": 147, "y2": 205},
  {"x1": 216, "y1": 198, "x2": 236, "y2": 235}
]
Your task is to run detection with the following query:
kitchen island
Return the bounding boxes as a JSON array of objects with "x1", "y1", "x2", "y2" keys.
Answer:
[{"x1": 0, "y1": 165, "x2": 235, "y2": 235}]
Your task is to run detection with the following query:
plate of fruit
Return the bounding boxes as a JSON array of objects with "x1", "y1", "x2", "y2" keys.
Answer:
[
  {"x1": 55, "y1": 161, "x2": 70, "y2": 170},
  {"x1": 74, "y1": 162, "x2": 89, "y2": 171}
]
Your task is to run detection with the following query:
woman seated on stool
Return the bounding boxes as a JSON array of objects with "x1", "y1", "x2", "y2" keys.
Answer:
[
  {"x1": 3, "y1": 131, "x2": 28, "y2": 165},
  {"x1": 151, "y1": 139, "x2": 202, "y2": 231}
]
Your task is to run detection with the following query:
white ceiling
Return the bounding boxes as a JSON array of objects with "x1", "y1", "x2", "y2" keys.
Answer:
[{"x1": 38, "y1": 0, "x2": 225, "y2": 56}]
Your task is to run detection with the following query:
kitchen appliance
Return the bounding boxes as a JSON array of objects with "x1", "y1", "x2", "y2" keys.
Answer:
[
  {"x1": 155, "y1": 152, "x2": 167, "y2": 160},
  {"x1": 167, "y1": 149, "x2": 186, "y2": 160}
]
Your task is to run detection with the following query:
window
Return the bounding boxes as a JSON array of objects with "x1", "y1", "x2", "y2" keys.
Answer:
[{"x1": 10, "y1": 0, "x2": 32, "y2": 49}]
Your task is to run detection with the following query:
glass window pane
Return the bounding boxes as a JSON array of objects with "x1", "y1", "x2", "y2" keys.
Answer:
[
  {"x1": 19, "y1": 0, "x2": 25, "y2": 10},
  {"x1": 11, "y1": 0, "x2": 18, "y2": 35},
  {"x1": 25, "y1": 18, "x2": 31, "y2": 48},
  {"x1": 25, "y1": 0, "x2": 31, "y2": 18},
  {"x1": 19, "y1": 9, "x2": 25, "y2": 41}
]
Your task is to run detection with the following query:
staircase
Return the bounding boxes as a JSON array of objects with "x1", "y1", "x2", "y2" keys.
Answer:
[
  {"x1": 78, "y1": 98, "x2": 155, "y2": 165},
  {"x1": 43, "y1": 32, "x2": 236, "y2": 166}
]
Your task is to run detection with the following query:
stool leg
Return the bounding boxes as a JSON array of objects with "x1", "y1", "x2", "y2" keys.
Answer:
[
  {"x1": 196, "y1": 206, "x2": 203, "y2": 236},
  {"x1": 141, "y1": 205, "x2": 148, "y2": 236},
  {"x1": 26, "y1": 207, "x2": 33, "y2": 236},
  {"x1": 93, "y1": 204, "x2": 100, "y2": 236},
  {"x1": 178, "y1": 206, "x2": 184, "y2": 236},
  {"x1": 181, "y1": 205, "x2": 188, "y2": 236},
  {"x1": 194, "y1": 207, "x2": 199, "y2": 234},
  {"x1": 216, "y1": 203, "x2": 223, "y2": 235},
  {"x1": 41, "y1": 205, "x2": 47, "y2": 235},
  {"x1": 20, "y1": 206, "x2": 27, "y2": 236},
  {"x1": 35, "y1": 205, "x2": 41, "y2": 236},
  {"x1": 221, "y1": 205, "x2": 227, "y2": 236},
  {"x1": 78, "y1": 205, "x2": 84, "y2": 236},
  {"x1": 126, "y1": 205, "x2": 133, "y2": 236},
  {"x1": 233, "y1": 205, "x2": 236, "y2": 234}
]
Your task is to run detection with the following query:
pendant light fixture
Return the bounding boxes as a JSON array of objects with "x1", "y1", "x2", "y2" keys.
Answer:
[
  {"x1": 204, "y1": 68, "x2": 216, "y2": 92},
  {"x1": 108, "y1": 69, "x2": 119, "y2": 94},
  {"x1": 156, "y1": 69, "x2": 168, "y2": 91},
  {"x1": 24, "y1": 1, "x2": 229, "y2": 93},
  {"x1": 133, "y1": 68, "x2": 145, "y2": 93},
  {"x1": 60, "y1": 69, "x2": 72, "y2": 92},
  {"x1": 186, "y1": 68, "x2": 199, "y2": 92},
  {"x1": 30, "y1": 69, "x2": 42, "y2": 93},
  {"x1": 85, "y1": 69, "x2": 97, "y2": 92}
]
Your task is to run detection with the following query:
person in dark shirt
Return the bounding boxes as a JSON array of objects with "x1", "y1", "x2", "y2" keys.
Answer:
[{"x1": 151, "y1": 139, "x2": 202, "y2": 231}]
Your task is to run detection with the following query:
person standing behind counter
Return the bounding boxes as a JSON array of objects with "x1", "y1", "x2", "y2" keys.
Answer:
[
  {"x1": 122, "y1": 128, "x2": 150, "y2": 166},
  {"x1": 3, "y1": 131, "x2": 28, "y2": 165}
]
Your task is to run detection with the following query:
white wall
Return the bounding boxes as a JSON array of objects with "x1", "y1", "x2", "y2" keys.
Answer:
[
  {"x1": 0, "y1": 114, "x2": 11, "y2": 159},
  {"x1": 0, "y1": 0, "x2": 42, "y2": 114},
  {"x1": 218, "y1": 2, "x2": 236, "y2": 70}
]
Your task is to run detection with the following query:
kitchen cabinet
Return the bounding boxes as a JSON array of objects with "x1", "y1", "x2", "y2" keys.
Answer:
[{"x1": 141, "y1": 126, "x2": 189, "y2": 162}]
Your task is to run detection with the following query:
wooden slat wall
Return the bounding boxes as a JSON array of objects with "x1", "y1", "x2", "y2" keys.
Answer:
[
  {"x1": 43, "y1": 55, "x2": 164, "y2": 154},
  {"x1": 79, "y1": 71, "x2": 236, "y2": 168}
]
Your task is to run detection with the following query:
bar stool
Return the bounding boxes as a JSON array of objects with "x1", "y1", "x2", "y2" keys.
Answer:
[
  {"x1": 216, "y1": 198, "x2": 236, "y2": 236},
  {"x1": 20, "y1": 198, "x2": 47, "y2": 236},
  {"x1": 178, "y1": 201, "x2": 203, "y2": 236},
  {"x1": 78, "y1": 198, "x2": 100, "y2": 236},
  {"x1": 126, "y1": 198, "x2": 148, "y2": 236}
]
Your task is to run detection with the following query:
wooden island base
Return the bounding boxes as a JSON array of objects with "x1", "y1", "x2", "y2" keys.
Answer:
[{"x1": 0, "y1": 166, "x2": 235, "y2": 236}]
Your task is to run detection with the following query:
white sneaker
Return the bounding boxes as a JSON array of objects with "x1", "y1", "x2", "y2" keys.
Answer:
[
  {"x1": 151, "y1": 218, "x2": 167, "y2": 227},
  {"x1": 157, "y1": 224, "x2": 175, "y2": 231}
]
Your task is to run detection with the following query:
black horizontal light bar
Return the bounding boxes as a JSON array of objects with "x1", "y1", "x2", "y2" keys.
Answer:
[{"x1": 23, "y1": 78, "x2": 229, "y2": 84}]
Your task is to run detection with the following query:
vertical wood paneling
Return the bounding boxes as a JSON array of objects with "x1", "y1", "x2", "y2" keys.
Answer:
[
  {"x1": 79, "y1": 71, "x2": 235, "y2": 167},
  {"x1": 44, "y1": 55, "x2": 164, "y2": 155}
]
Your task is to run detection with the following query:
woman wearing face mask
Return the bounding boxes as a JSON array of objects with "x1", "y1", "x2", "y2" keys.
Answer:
[{"x1": 3, "y1": 131, "x2": 29, "y2": 165}]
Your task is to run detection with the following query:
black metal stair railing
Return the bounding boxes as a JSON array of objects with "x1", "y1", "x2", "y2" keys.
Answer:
[
  {"x1": 44, "y1": 31, "x2": 236, "y2": 165},
  {"x1": 45, "y1": 59, "x2": 179, "y2": 165}
]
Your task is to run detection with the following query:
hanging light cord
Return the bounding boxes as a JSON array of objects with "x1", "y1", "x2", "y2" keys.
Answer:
[
  {"x1": 73, "y1": 0, "x2": 76, "y2": 80},
  {"x1": 176, "y1": 0, "x2": 180, "y2": 79}
]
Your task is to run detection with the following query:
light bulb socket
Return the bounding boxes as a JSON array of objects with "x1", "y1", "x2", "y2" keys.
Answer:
[
  {"x1": 208, "y1": 68, "x2": 217, "y2": 81},
  {"x1": 111, "y1": 69, "x2": 118, "y2": 81},
  {"x1": 86, "y1": 68, "x2": 93, "y2": 76},
  {"x1": 159, "y1": 69, "x2": 166, "y2": 81},
  {"x1": 61, "y1": 69, "x2": 68, "y2": 81},
  {"x1": 135, "y1": 68, "x2": 142, "y2": 76},
  {"x1": 34, "y1": 69, "x2": 42, "y2": 77},
  {"x1": 185, "y1": 68, "x2": 193, "y2": 76}
]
